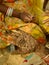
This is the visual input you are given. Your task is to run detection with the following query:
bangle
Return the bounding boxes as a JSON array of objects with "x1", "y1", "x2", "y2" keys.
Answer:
[{"x1": 6, "y1": 7, "x2": 13, "y2": 16}]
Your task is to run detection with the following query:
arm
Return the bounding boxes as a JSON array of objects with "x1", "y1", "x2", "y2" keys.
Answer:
[
  {"x1": 0, "y1": 4, "x2": 20, "y2": 17},
  {"x1": 0, "y1": 3, "x2": 33, "y2": 22},
  {"x1": 0, "y1": 0, "x2": 3, "y2": 3}
]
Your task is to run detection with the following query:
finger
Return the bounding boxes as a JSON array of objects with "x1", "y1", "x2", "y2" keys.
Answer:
[{"x1": 23, "y1": 16, "x2": 31, "y2": 22}]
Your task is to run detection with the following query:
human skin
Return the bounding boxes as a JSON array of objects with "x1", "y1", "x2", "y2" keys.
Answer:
[{"x1": 0, "y1": 0, "x2": 33, "y2": 22}]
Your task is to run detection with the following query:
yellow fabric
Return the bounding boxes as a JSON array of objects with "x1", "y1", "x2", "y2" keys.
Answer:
[
  {"x1": 0, "y1": 0, "x2": 49, "y2": 48},
  {"x1": 41, "y1": 16, "x2": 49, "y2": 34},
  {"x1": 23, "y1": 0, "x2": 44, "y2": 23}
]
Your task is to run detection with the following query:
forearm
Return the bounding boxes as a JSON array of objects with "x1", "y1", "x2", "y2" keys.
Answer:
[
  {"x1": 0, "y1": 4, "x2": 21, "y2": 18},
  {"x1": 0, "y1": 2, "x2": 33, "y2": 22},
  {"x1": 0, "y1": 4, "x2": 8, "y2": 14},
  {"x1": 0, "y1": 0, "x2": 3, "y2": 3}
]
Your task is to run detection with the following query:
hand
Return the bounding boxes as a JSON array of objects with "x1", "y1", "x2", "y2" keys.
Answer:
[{"x1": 20, "y1": 12, "x2": 35, "y2": 23}]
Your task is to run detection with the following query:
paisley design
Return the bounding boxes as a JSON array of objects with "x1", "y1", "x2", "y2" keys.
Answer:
[{"x1": 0, "y1": 0, "x2": 49, "y2": 52}]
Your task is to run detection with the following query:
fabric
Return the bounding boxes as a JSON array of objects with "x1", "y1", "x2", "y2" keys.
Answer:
[
  {"x1": 0, "y1": 0, "x2": 49, "y2": 50},
  {"x1": 23, "y1": 0, "x2": 44, "y2": 23},
  {"x1": 4, "y1": 1, "x2": 46, "y2": 44},
  {"x1": 0, "y1": 1, "x2": 49, "y2": 65},
  {"x1": 20, "y1": 53, "x2": 47, "y2": 65}
]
